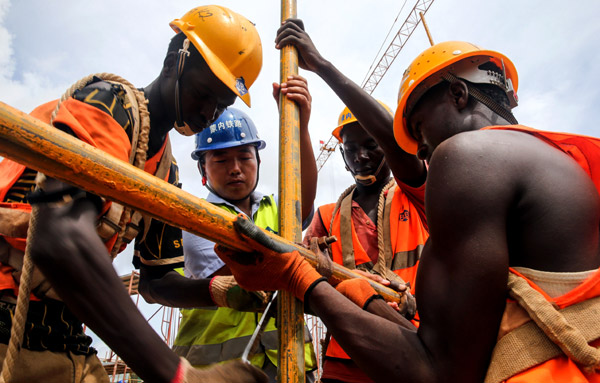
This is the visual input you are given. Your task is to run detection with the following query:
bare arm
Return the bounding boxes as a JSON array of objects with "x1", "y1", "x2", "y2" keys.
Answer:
[
  {"x1": 273, "y1": 74, "x2": 318, "y2": 221},
  {"x1": 29, "y1": 185, "x2": 179, "y2": 382},
  {"x1": 304, "y1": 134, "x2": 513, "y2": 382},
  {"x1": 275, "y1": 19, "x2": 425, "y2": 186},
  {"x1": 138, "y1": 267, "x2": 213, "y2": 308}
]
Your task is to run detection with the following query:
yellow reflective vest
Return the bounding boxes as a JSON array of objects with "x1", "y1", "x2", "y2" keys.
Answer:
[{"x1": 173, "y1": 194, "x2": 317, "y2": 371}]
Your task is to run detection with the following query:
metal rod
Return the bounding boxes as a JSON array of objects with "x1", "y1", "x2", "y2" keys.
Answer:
[
  {"x1": 419, "y1": 11, "x2": 435, "y2": 46},
  {"x1": 278, "y1": 0, "x2": 305, "y2": 382},
  {"x1": 0, "y1": 101, "x2": 404, "y2": 304}
]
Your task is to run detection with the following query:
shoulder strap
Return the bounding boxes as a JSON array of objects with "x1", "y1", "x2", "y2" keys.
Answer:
[
  {"x1": 339, "y1": 188, "x2": 357, "y2": 269},
  {"x1": 485, "y1": 273, "x2": 600, "y2": 383}
]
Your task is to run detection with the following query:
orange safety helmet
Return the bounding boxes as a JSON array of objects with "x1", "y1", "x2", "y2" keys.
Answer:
[
  {"x1": 332, "y1": 100, "x2": 393, "y2": 143},
  {"x1": 393, "y1": 41, "x2": 519, "y2": 154},
  {"x1": 170, "y1": 5, "x2": 263, "y2": 107}
]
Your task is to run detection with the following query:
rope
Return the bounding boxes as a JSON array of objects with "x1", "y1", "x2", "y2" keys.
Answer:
[
  {"x1": 0, "y1": 73, "x2": 150, "y2": 380},
  {"x1": 375, "y1": 178, "x2": 397, "y2": 263},
  {"x1": 50, "y1": 73, "x2": 151, "y2": 258},
  {"x1": 329, "y1": 178, "x2": 395, "y2": 268},
  {"x1": 0, "y1": 206, "x2": 39, "y2": 383}
]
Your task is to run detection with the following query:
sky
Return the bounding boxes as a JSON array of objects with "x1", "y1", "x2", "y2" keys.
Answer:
[{"x1": 1, "y1": 0, "x2": 600, "y2": 357}]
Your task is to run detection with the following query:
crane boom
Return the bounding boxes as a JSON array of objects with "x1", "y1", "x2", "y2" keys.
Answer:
[{"x1": 316, "y1": 0, "x2": 435, "y2": 172}]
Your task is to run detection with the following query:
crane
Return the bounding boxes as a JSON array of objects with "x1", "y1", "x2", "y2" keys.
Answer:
[{"x1": 316, "y1": 0, "x2": 435, "y2": 171}]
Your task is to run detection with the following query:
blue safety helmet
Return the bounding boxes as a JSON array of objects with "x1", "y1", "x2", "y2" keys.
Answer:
[{"x1": 191, "y1": 107, "x2": 266, "y2": 161}]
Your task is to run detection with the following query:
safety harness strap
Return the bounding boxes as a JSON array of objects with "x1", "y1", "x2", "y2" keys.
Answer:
[
  {"x1": 339, "y1": 188, "x2": 356, "y2": 269},
  {"x1": 484, "y1": 273, "x2": 600, "y2": 383}
]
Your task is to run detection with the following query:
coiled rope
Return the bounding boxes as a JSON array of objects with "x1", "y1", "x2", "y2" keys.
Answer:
[{"x1": 0, "y1": 73, "x2": 149, "y2": 382}]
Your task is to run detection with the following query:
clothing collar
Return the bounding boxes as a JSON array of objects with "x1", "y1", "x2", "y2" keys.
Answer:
[{"x1": 206, "y1": 190, "x2": 271, "y2": 219}]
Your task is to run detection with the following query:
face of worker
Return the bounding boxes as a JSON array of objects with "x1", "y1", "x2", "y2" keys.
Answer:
[
  {"x1": 165, "y1": 52, "x2": 237, "y2": 135},
  {"x1": 406, "y1": 83, "x2": 464, "y2": 163},
  {"x1": 202, "y1": 144, "x2": 258, "y2": 201},
  {"x1": 340, "y1": 122, "x2": 391, "y2": 184}
]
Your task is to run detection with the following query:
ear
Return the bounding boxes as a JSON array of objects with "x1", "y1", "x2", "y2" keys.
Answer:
[
  {"x1": 449, "y1": 80, "x2": 469, "y2": 110},
  {"x1": 161, "y1": 52, "x2": 178, "y2": 78}
]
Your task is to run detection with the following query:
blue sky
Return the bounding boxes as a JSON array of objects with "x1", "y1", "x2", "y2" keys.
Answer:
[{"x1": 2, "y1": 0, "x2": 600, "y2": 355}]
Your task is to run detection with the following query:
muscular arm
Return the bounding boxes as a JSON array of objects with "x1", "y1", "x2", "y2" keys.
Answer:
[
  {"x1": 273, "y1": 75, "x2": 318, "y2": 221},
  {"x1": 29, "y1": 186, "x2": 179, "y2": 382},
  {"x1": 305, "y1": 133, "x2": 514, "y2": 382},
  {"x1": 275, "y1": 19, "x2": 425, "y2": 186}
]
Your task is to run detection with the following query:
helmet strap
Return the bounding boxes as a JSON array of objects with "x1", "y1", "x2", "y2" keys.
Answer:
[
  {"x1": 442, "y1": 72, "x2": 518, "y2": 125},
  {"x1": 354, "y1": 156, "x2": 386, "y2": 186},
  {"x1": 174, "y1": 39, "x2": 194, "y2": 136},
  {"x1": 341, "y1": 148, "x2": 387, "y2": 186}
]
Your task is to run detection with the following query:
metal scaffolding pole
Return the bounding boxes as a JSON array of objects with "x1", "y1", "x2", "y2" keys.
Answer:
[{"x1": 278, "y1": 0, "x2": 305, "y2": 382}]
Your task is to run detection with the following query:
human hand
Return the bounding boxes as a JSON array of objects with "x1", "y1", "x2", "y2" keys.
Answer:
[
  {"x1": 275, "y1": 18, "x2": 325, "y2": 72},
  {"x1": 272, "y1": 74, "x2": 312, "y2": 129},
  {"x1": 214, "y1": 215, "x2": 325, "y2": 301},
  {"x1": 350, "y1": 269, "x2": 415, "y2": 318},
  {"x1": 175, "y1": 357, "x2": 267, "y2": 383},
  {"x1": 209, "y1": 275, "x2": 269, "y2": 312}
]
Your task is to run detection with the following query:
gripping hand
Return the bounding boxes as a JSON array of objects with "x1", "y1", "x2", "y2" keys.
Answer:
[{"x1": 214, "y1": 216, "x2": 325, "y2": 301}]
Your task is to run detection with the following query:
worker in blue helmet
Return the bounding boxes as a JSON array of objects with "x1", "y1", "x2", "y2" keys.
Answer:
[
  {"x1": 191, "y1": 107, "x2": 267, "y2": 206},
  {"x1": 139, "y1": 75, "x2": 319, "y2": 382}
]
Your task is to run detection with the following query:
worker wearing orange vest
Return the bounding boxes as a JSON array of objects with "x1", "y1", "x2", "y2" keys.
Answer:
[
  {"x1": 0, "y1": 5, "x2": 266, "y2": 383},
  {"x1": 284, "y1": 20, "x2": 428, "y2": 382},
  {"x1": 213, "y1": 23, "x2": 600, "y2": 383},
  {"x1": 302, "y1": 104, "x2": 427, "y2": 383}
]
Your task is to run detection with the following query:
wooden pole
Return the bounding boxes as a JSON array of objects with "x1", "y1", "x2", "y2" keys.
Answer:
[{"x1": 278, "y1": 1, "x2": 305, "y2": 382}]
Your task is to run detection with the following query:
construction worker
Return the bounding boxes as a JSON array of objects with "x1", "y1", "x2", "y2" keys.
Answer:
[
  {"x1": 278, "y1": 20, "x2": 427, "y2": 383},
  {"x1": 214, "y1": 30, "x2": 600, "y2": 383},
  {"x1": 0, "y1": 5, "x2": 267, "y2": 383},
  {"x1": 140, "y1": 75, "x2": 318, "y2": 382}
]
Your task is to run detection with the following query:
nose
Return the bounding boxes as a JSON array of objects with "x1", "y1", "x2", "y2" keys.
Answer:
[
  {"x1": 229, "y1": 159, "x2": 242, "y2": 175},
  {"x1": 354, "y1": 147, "x2": 369, "y2": 162}
]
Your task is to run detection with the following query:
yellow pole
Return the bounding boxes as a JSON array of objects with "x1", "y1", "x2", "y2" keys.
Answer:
[
  {"x1": 0, "y1": 101, "x2": 407, "y2": 303},
  {"x1": 278, "y1": 1, "x2": 305, "y2": 382}
]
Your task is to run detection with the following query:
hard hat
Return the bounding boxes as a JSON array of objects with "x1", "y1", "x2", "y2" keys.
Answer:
[
  {"x1": 191, "y1": 107, "x2": 266, "y2": 160},
  {"x1": 332, "y1": 100, "x2": 393, "y2": 143},
  {"x1": 170, "y1": 5, "x2": 263, "y2": 107},
  {"x1": 394, "y1": 41, "x2": 519, "y2": 154}
]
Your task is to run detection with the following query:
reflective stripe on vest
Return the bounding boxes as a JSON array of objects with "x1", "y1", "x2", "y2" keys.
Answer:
[{"x1": 173, "y1": 195, "x2": 317, "y2": 370}]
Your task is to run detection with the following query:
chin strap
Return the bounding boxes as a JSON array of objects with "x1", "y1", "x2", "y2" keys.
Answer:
[
  {"x1": 173, "y1": 39, "x2": 195, "y2": 136},
  {"x1": 346, "y1": 156, "x2": 387, "y2": 186}
]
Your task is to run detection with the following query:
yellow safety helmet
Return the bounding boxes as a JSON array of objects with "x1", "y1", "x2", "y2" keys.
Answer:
[
  {"x1": 393, "y1": 41, "x2": 519, "y2": 154},
  {"x1": 170, "y1": 5, "x2": 263, "y2": 107},
  {"x1": 332, "y1": 100, "x2": 393, "y2": 143}
]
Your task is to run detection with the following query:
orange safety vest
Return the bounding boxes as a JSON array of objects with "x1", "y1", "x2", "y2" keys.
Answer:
[
  {"x1": 483, "y1": 125, "x2": 600, "y2": 382},
  {"x1": 0, "y1": 97, "x2": 169, "y2": 299},
  {"x1": 484, "y1": 125, "x2": 600, "y2": 198},
  {"x1": 492, "y1": 268, "x2": 600, "y2": 383},
  {"x1": 318, "y1": 183, "x2": 428, "y2": 361}
]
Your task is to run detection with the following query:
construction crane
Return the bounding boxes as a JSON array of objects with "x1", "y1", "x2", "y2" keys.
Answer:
[{"x1": 316, "y1": 0, "x2": 435, "y2": 171}]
